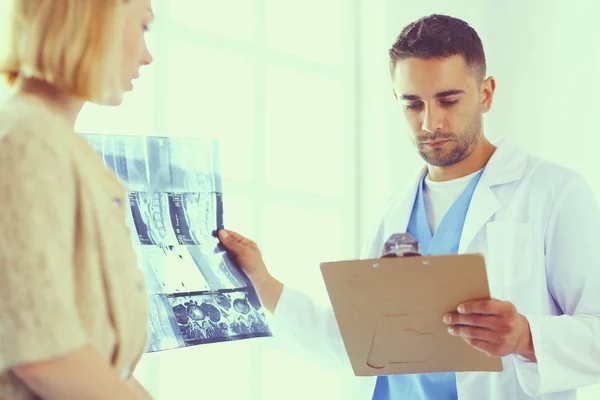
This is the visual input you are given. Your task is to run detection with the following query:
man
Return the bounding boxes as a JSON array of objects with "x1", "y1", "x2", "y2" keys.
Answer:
[{"x1": 218, "y1": 14, "x2": 600, "y2": 400}]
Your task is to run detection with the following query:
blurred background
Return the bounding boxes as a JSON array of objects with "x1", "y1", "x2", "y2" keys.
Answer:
[{"x1": 1, "y1": 0, "x2": 599, "y2": 398}]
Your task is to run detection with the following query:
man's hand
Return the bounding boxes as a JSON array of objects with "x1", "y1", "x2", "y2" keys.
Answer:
[
  {"x1": 442, "y1": 298, "x2": 537, "y2": 362},
  {"x1": 218, "y1": 229, "x2": 268, "y2": 283},
  {"x1": 218, "y1": 229, "x2": 283, "y2": 314}
]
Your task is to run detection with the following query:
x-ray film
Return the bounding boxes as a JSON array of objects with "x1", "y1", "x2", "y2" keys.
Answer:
[{"x1": 82, "y1": 134, "x2": 271, "y2": 352}]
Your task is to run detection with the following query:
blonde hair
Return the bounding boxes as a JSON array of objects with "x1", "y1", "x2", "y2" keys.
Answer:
[{"x1": 0, "y1": 0, "x2": 124, "y2": 103}]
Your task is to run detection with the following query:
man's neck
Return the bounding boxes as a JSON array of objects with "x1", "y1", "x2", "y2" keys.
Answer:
[{"x1": 427, "y1": 138, "x2": 496, "y2": 182}]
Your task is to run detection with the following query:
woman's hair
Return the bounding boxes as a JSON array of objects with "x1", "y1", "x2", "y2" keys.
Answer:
[{"x1": 0, "y1": 0, "x2": 125, "y2": 102}]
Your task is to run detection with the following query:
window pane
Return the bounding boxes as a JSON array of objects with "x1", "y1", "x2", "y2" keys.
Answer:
[
  {"x1": 166, "y1": 41, "x2": 255, "y2": 181},
  {"x1": 137, "y1": 340, "x2": 258, "y2": 398},
  {"x1": 222, "y1": 192, "x2": 257, "y2": 239},
  {"x1": 168, "y1": 0, "x2": 256, "y2": 42},
  {"x1": 265, "y1": 66, "x2": 345, "y2": 197},
  {"x1": 260, "y1": 200, "x2": 347, "y2": 399},
  {"x1": 266, "y1": 0, "x2": 345, "y2": 66},
  {"x1": 76, "y1": 71, "x2": 155, "y2": 135},
  {"x1": 262, "y1": 201, "x2": 345, "y2": 302},
  {"x1": 261, "y1": 349, "x2": 344, "y2": 400}
]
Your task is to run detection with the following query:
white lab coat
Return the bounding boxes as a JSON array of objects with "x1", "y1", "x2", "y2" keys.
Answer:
[{"x1": 269, "y1": 139, "x2": 600, "y2": 400}]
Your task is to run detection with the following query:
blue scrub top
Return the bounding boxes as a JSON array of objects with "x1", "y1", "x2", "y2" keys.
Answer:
[{"x1": 372, "y1": 169, "x2": 484, "y2": 400}]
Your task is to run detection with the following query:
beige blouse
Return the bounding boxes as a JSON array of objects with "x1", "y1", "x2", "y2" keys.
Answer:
[{"x1": 0, "y1": 97, "x2": 149, "y2": 399}]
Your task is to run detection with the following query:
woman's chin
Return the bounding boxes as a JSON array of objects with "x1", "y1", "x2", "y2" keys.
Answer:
[{"x1": 94, "y1": 92, "x2": 125, "y2": 107}]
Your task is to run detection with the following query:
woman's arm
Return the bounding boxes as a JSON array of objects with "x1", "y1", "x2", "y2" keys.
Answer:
[
  {"x1": 14, "y1": 346, "x2": 141, "y2": 400},
  {"x1": 0, "y1": 131, "x2": 148, "y2": 399}
]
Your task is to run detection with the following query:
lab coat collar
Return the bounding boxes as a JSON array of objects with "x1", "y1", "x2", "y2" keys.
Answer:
[
  {"x1": 459, "y1": 137, "x2": 528, "y2": 252},
  {"x1": 479, "y1": 137, "x2": 529, "y2": 188},
  {"x1": 389, "y1": 137, "x2": 528, "y2": 253}
]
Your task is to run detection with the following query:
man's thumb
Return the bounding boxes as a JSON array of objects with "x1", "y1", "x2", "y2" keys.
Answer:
[{"x1": 218, "y1": 229, "x2": 244, "y2": 253}]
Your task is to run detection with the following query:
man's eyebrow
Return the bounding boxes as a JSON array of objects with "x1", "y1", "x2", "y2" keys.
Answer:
[
  {"x1": 400, "y1": 89, "x2": 465, "y2": 101},
  {"x1": 400, "y1": 94, "x2": 421, "y2": 101},
  {"x1": 435, "y1": 89, "x2": 465, "y2": 98}
]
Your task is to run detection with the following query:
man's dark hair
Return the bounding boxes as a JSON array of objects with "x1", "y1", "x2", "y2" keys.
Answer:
[{"x1": 389, "y1": 14, "x2": 486, "y2": 80}]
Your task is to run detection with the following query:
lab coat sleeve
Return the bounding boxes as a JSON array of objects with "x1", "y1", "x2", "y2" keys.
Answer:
[
  {"x1": 268, "y1": 216, "x2": 387, "y2": 372},
  {"x1": 269, "y1": 286, "x2": 352, "y2": 372},
  {"x1": 513, "y1": 173, "x2": 600, "y2": 395}
]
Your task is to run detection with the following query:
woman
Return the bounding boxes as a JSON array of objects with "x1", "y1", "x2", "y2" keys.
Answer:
[{"x1": 0, "y1": 0, "x2": 154, "y2": 398}]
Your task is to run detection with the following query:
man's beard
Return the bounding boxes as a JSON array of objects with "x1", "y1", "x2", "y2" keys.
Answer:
[{"x1": 416, "y1": 116, "x2": 481, "y2": 167}]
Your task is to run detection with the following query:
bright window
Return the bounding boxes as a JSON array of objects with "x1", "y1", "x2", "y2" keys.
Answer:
[{"x1": 76, "y1": 1, "x2": 359, "y2": 398}]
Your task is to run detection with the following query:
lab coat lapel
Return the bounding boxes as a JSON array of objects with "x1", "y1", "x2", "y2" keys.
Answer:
[
  {"x1": 389, "y1": 139, "x2": 529, "y2": 253},
  {"x1": 458, "y1": 185, "x2": 501, "y2": 253},
  {"x1": 458, "y1": 139, "x2": 529, "y2": 253}
]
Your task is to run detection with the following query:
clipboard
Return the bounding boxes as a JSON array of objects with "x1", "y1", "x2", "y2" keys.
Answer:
[{"x1": 320, "y1": 253, "x2": 504, "y2": 376}]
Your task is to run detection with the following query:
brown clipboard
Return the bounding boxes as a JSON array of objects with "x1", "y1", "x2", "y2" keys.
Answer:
[{"x1": 319, "y1": 253, "x2": 504, "y2": 376}]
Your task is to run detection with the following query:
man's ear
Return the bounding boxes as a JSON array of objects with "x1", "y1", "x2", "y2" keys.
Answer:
[{"x1": 481, "y1": 76, "x2": 496, "y2": 113}]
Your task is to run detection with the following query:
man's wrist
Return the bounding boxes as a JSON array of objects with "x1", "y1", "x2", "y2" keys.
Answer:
[
  {"x1": 250, "y1": 271, "x2": 275, "y2": 291},
  {"x1": 247, "y1": 271, "x2": 283, "y2": 314},
  {"x1": 516, "y1": 314, "x2": 537, "y2": 362}
]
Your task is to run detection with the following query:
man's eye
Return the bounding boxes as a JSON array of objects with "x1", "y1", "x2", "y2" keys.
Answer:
[
  {"x1": 406, "y1": 102, "x2": 423, "y2": 110},
  {"x1": 441, "y1": 99, "x2": 459, "y2": 106}
]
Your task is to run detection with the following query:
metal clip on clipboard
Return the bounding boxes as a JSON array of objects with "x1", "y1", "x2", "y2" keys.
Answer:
[{"x1": 381, "y1": 233, "x2": 421, "y2": 258}]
